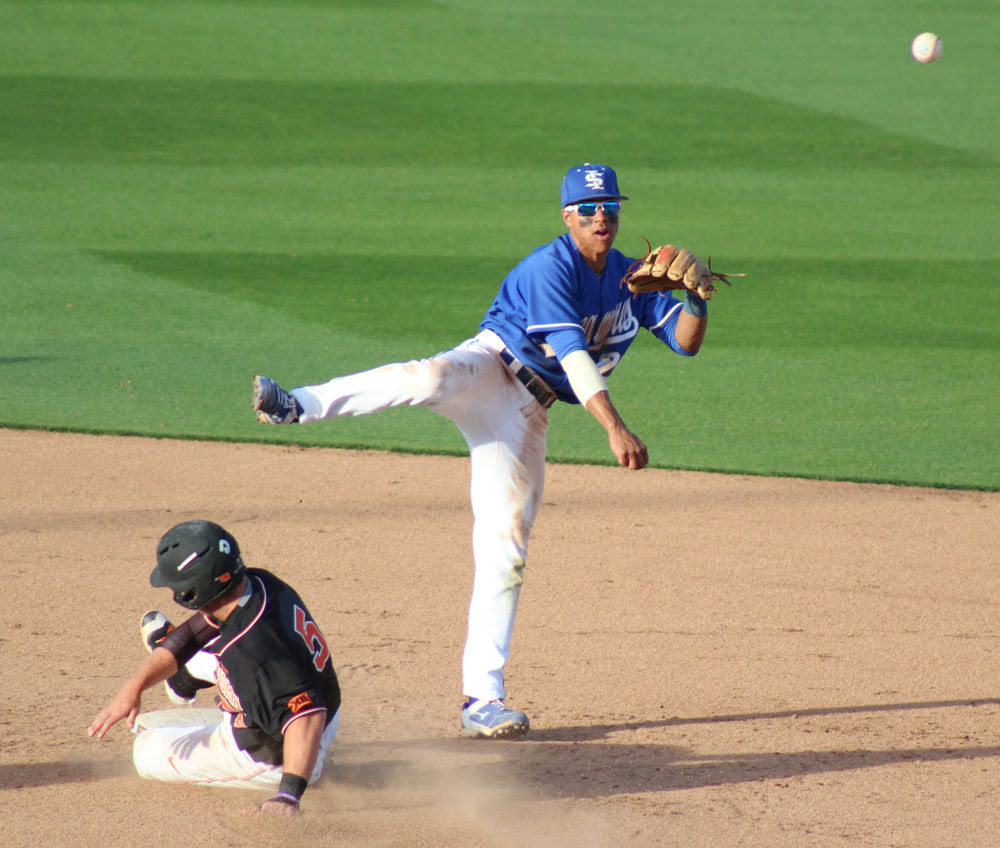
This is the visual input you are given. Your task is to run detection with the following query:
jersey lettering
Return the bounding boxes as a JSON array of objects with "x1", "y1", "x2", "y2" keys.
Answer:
[
  {"x1": 293, "y1": 605, "x2": 330, "y2": 672},
  {"x1": 581, "y1": 300, "x2": 639, "y2": 349}
]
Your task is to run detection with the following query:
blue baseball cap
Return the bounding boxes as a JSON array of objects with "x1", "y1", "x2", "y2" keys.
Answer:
[{"x1": 560, "y1": 164, "x2": 629, "y2": 206}]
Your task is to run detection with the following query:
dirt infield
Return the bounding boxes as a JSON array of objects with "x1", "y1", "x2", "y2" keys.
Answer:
[{"x1": 2, "y1": 427, "x2": 999, "y2": 847}]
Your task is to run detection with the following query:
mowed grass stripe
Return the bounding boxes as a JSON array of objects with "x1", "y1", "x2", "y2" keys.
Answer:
[{"x1": 1, "y1": 76, "x2": 990, "y2": 171}]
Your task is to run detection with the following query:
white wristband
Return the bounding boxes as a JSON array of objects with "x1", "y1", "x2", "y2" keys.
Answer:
[{"x1": 560, "y1": 348, "x2": 608, "y2": 406}]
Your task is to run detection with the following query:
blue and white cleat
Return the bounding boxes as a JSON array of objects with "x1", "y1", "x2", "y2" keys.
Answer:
[
  {"x1": 461, "y1": 698, "x2": 530, "y2": 739},
  {"x1": 252, "y1": 375, "x2": 302, "y2": 424}
]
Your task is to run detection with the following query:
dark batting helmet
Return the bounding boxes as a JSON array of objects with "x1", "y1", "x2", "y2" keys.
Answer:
[{"x1": 151, "y1": 520, "x2": 246, "y2": 610}]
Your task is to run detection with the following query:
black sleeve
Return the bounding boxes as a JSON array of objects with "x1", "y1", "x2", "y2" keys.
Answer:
[{"x1": 158, "y1": 612, "x2": 220, "y2": 667}]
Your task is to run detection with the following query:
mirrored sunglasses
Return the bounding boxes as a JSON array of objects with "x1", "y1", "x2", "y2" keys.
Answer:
[{"x1": 565, "y1": 201, "x2": 621, "y2": 218}]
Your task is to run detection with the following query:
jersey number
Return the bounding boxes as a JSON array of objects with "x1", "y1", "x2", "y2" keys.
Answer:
[{"x1": 293, "y1": 606, "x2": 330, "y2": 672}]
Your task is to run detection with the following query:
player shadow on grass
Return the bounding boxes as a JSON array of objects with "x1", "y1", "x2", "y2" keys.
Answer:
[{"x1": 330, "y1": 698, "x2": 1000, "y2": 802}]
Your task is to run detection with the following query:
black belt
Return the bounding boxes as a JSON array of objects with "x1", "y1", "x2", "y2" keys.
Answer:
[{"x1": 498, "y1": 349, "x2": 557, "y2": 408}]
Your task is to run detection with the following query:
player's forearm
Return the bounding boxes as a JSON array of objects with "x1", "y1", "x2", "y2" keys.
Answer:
[
  {"x1": 280, "y1": 710, "x2": 327, "y2": 786},
  {"x1": 584, "y1": 390, "x2": 627, "y2": 434},
  {"x1": 257, "y1": 711, "x2": 327, "y2": 816},
  {"x1": 674, "y1": 309, "x2": 707, "y2": 353},
  {"x1": 127, "y1": 647, "x2": 180, "y2": 693}
]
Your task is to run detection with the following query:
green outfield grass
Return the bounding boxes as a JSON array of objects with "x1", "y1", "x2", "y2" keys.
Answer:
[{"x1": 1, "y1": 0, "x2": 997, "y2": 489}]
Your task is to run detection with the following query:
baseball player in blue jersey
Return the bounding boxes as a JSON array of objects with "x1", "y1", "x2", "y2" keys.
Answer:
[{"x1": 252, "y1": 164, "x2": 715, "y2": 739}]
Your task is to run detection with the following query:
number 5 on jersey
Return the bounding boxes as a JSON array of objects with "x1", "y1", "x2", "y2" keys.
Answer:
[{"x1": 294, "y1": 606, "x2": 330, "y2": 671}]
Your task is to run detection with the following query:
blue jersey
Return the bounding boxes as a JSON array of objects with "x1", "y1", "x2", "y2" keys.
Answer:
[{"x1": 480, "y1": 233, "x2": 694, "y2": 404}]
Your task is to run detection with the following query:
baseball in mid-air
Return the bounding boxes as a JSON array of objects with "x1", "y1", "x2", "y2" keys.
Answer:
[{"x1": 911, "y1": 32, "x2": 943, "y2": 63}]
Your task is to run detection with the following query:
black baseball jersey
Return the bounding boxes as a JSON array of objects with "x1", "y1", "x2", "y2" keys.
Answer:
[{"x1": 160, "y1": 568, "x2": 340, "y2": 765}]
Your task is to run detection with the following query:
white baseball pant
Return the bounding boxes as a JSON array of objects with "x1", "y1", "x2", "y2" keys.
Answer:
[
  {"x1": 132, "y1": 707, "x2": 339, "y2": 789},
  {"x1": 293, "y1": 330, "x2": 549, "y2": 701},
  {"x1": 132, "y1": 651, "x2": 339, "y2": 789}
]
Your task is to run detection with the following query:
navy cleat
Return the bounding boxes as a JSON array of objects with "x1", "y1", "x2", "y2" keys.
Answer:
[
  {"x1": 252, "y1": 375, "x2": 302, "y2": 425},
  {"x1": 140, "y1": 611, "x2": 206, "y2": 706},
  {"x1": 461, "y1": 698, "x2": 530, "y2": 740}
]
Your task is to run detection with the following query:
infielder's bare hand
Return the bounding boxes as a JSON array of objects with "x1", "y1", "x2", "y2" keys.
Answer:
[
  {"x1": 88, "y1": 690, "x2": 141, "y2": 739},
  {"x1": 608, "y1": 425, "x2": 648, "y2": 470},
  {"x1": 584, "y1": 391, "x2": 649, "y2": 470}
]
